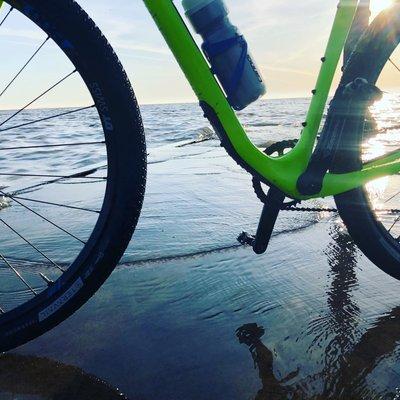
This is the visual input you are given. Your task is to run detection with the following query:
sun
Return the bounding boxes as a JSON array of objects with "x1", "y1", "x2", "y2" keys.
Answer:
[{"x1": 370, "y1": 0, "x2": 394, "y2": 16}]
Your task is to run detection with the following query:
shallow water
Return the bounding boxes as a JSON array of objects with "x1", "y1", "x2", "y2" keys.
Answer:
[
  {"x1": 1, "y1": 98, "x2": 400, "y2": 399},
  {"x1": 13, "y1": 223, "x2": 400, "y2": 400}
]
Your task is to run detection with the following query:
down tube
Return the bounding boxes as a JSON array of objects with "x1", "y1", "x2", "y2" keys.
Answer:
[{"x1": 142, "y1": 0, "x2": 286, "y2": 184}]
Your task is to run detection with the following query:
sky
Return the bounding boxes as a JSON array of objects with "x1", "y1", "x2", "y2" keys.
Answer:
[{"x1": 0, "y1": 0, "x2": 397, "y2": 108}]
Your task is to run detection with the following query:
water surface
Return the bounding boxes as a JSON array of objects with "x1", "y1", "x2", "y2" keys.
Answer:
[{"x1": 1, "y1": 98, "x2": 400, "y2": 399}]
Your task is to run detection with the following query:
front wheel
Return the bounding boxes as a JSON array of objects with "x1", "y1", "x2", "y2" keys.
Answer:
[
  {"x1": 0, "y1": 0, "x2": 146, "y2": 351},
  {"x1": 332, "y1": 5, "x2": 400, "y2": 279}
]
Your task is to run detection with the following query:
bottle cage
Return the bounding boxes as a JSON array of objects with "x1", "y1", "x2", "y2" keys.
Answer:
[{"x1": 202, "y1": 34, "x2": 248, "y2": 98}]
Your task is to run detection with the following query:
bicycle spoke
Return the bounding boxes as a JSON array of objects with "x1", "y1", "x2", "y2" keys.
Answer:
[
  {"x1": 0, "y1": 69, "x2": 77, "y2": 127},
  {"x1": 0, "y1": 140, "x2": 105, "y2": 151},
  {"x1": 0, "y1": 191, "x2": 86, "y2": 244},
  {"x1": 0, "y1": 36, "x2": 50, "y2": 98},
  {"x1": 0, "y1": 104, "x2": 96, "y2": 133},
  {"x1": 0, "y1": 218, "x2": 64, "y2": 272},
  {"x1": 55, "y1": 179, "x2": 105, "y2": 185},
  {"x1": 0, "y1": 172, "x2": 106, "y2": 180},
  {"x1": 39, "y1": 273, "x2": 54, "y2": 286},
  {"x1": 0, "y1": 7, "x2": 13, "y2": 28},
  {"x1": 12, "y1": 196, "x2": 100, "y2": 214},
  {"x1": 370, "y1": 59, "x2": 400, "y2": 233},
  {"x1": 11, "y1": 165, "x2": 107, "y2": 195},
  {"x1": 0, "y1": 253, "x2": 37, "y2": 296},
  {"x1": 388, "y1": 215, "x2": 400, "y2": 233},
  {"x1": 389, "y1": 58, "x2": 400, "y2": 73},
  {"x1": 385, "y1": 190, "x2": 400, "y2": 204}
]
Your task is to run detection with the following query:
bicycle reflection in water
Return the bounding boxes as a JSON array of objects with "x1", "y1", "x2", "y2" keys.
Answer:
[{"x1": 237, "y1": 225, "x2": 400, "y2": 400}]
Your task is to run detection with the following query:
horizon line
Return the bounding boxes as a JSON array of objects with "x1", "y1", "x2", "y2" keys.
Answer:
[{"x1": 0, "y1": 95, "x2": 324, "y2": 112}]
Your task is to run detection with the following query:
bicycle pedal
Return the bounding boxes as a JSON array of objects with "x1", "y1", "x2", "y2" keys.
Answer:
[{"x1": 237, "y1": 232, "x2": 255, "y2": 246}]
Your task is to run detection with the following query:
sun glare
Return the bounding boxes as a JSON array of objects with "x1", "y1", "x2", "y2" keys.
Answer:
[{"x1": 370, "y1": 0, "x2": 394, "y2": 16}]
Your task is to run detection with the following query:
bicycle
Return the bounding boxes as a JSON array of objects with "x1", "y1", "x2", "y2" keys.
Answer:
[{"x1": 0, "y1": 0, "x2": 399, "y2": 352}]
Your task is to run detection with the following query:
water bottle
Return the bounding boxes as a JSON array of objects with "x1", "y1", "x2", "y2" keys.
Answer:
[{"x1": 182, "y1": 0, "x2": 266, "y2": 110}]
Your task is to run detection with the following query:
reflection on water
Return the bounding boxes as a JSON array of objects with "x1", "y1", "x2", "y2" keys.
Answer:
[
  {"x1": 359, "y1": 94, "x2": 400, "y2": 235},
  {"x1": 236, "y1": 323, "x2": 297, "y2": 399},
  {"x1": 238, "y1": 225, "x2": 400, "y2": 399},
  {"x1": 363, "y1": 96, "x2": 391, "y2": 205},
  {"x1": 0, "y1": 354, "x2": 127, "y2": 400}
]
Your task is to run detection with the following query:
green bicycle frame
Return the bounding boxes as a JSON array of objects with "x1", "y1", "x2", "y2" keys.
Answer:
[{"x1": 143, "y1": 0, "x2": 400, "y2": 200}]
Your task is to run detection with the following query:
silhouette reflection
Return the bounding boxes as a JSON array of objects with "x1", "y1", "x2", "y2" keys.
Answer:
[
  {"x1": 0, "y1": 353, "x2": 128, "y2": 400},
  {"x1": 237, "y1": 225, "x2": 400, "y2": 399},
  {"x1": 236, "y1": 324, "x2": 297, "y2": 399}
]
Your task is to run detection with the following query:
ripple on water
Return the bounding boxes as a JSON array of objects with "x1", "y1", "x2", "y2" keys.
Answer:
[{"x1": 2, "y1": 98, "x2": 400, "y2": 399}]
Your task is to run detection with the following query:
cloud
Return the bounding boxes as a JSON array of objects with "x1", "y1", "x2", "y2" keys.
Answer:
[{"x1": 0, "y1": 0, "x2": 375, "y2": 105}]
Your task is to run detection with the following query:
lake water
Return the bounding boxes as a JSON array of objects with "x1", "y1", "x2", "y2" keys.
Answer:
[{"x1": 1, "y1": 98, "x2": 400, "y2": 399}]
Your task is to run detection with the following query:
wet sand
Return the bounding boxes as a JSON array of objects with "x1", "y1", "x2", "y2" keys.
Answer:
[{"x1": 0, "y1": 354, "x2": 128, "y2": 399}]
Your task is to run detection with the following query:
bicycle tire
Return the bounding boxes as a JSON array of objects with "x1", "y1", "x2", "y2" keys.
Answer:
[
  {"x1": 0, "y1": 0, "x2": 146, "y2": 351},
  {"x1": 332, "y1": 5, "x2": 400, "y2": 279}
]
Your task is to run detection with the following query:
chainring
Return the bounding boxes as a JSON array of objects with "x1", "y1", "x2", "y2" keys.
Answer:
[
  {"x1": 252, "y1": 139, "x2": 298, "y2": 204},
  {"x1": 252, "y1": 139, "x2": 400, "y2": 214}
]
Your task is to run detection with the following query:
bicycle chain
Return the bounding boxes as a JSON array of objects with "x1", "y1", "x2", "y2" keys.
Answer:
[
  {"x1": 254, "y1": 140, "x2": 400, "y2": 214},
  {"x1": 282, "y1": 205, "x2": 338, "y2": 213},
  {"x1": 282, "y1": 205, "x2": 400, "y2": 214},
  {"x1": 252, "y1": 139, "x2": 298, "y2": 205}
]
